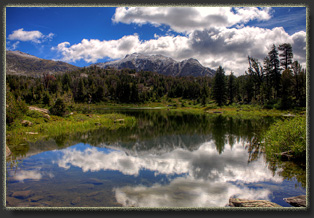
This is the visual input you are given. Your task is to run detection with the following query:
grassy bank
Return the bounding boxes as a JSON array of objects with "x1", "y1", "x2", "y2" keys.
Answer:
[
  {"x1": 263, "y1": 116, "x2": 306, "y2": 162},
  {"x1": 69, "y1": 100, "x2": 305, "y2": 118},
  {"x1": 6, "y1": 109, "x2": 136, "y2": 151}
]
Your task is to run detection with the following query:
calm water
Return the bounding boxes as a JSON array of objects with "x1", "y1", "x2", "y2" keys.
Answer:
[{"x1": 6, "y1": 109, "x2": 306, "y2": 207}]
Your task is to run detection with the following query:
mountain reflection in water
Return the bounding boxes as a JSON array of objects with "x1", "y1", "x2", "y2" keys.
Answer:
[{"x1": 6, "y1": 110, "x2": 306, "y2": 207}]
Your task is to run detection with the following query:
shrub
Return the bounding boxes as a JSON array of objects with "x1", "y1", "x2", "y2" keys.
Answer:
[
  {"x1": 264, "y1": 116, "x2": 306, "y2": 161},
  {"x1": 49, "y1": 98, "x2": 68, "y2": 117},
  {"x1": 26, "y1": 110, "x2": 43, "y2": 118},
  {"x1": 6, "y1": 87, "x2": 28, "y2": 126},
  {"x1": 42, "y1": 92, "x2": 53, "y2": 106}
]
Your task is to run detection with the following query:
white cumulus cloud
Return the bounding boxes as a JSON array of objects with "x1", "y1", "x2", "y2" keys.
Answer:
[
  {"x1": 112, "y1": 7, "x2": 272, "y2": 33},
  {"x1": 53, "y1": 26, "x2": 306, "y2": 75},
  {"x1": 52, "y1": 34, "x2": 141, "y2": 63},
  {"x1": 8, "y1": 28, "x2": 54, "y2": 43}
]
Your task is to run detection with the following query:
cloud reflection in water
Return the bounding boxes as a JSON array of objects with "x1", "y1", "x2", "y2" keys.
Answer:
[{"x1": 56, "y1": 140, "x2": 283, "y2": 207}]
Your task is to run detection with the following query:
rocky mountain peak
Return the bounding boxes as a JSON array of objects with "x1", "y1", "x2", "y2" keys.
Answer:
[{"x1": 93, "y1": 53, "x2": 215, "y2": 77}]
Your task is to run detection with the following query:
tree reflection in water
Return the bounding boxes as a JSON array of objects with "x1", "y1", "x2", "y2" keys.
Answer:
[{"x1": 9, "y1": 109, "x2": 305, "y2": 190}]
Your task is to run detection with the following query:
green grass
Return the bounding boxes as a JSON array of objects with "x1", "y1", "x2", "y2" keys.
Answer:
[
  {"x1": 263, "y1": 116, "x2": 306, "y2": 161},
  {"x1": 6, "y1": 111, "x2": 136, "y2": 150},
  {"x1": 63, "y1": 100, "x2": 305, "y2": 119}
]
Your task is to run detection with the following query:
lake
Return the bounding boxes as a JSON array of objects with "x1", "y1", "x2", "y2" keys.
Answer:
[{"x1": 6, "y1": 109, "x2": 306, "y2": 208}]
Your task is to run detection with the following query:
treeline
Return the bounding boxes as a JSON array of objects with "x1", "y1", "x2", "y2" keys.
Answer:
[
  {"x1": 6, "y1": 68, "x2": 212, "y2": 107},
  {"x1": 6, "y1": 43, "x2": 306, "y2": 122},
  {"x1": 212, "y1": 43, "x2": 306, "y2": 109}
]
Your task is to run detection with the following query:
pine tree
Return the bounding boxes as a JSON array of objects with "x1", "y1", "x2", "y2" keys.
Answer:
[
  {"x1": 200, "y1": 83, "x2": 209, "y2": 106},
  {"x1": 292, "y1": 61, "x2": 306, "y2": 107},
  {"x1": 49, "y1": 98, "x2": 68, "y2": 117},
  {"x1": 227, "y1": 72, "x2": 236, "y2": 104},
  {"x1": 280, "y1": 69, "x2": 294, "y2": 109},
  {"x1": 268, "y1": 44, "x2": 281, "y2": 98},
  {"x1": 76, "y1": 78, "x2": 87, "y2": 102},
  {"x1": 212, "y1": 66, "x2": 226, "y2": 106},
  {"x1": 263, "y1": 56, "x2": 273, "y2": 101},
  {"x1": 247, "y1": 56, "x2": 264, "y2": 103},
  {"x1": 278, "y1": 43, "x2": 293, "y2": 70}
]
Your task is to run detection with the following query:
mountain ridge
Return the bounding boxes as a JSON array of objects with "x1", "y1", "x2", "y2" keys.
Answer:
[
  {"x1": 6, "y1": 50, "x2": 216, "y2": 77},
  {"x1": 93, "y1": 53, "x2": 216, "y2": 77},
  {"x1": 6, "y1": 50, "x2": 80, "y2": 77}
]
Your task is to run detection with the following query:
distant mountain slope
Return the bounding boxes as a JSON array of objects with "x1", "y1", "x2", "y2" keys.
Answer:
[
  {"x1": 93, "y1": 53, "x2": 215, "y2": 77},
  {"x1": 6, "y1": 50, "x2": 80, "y2": 77}
]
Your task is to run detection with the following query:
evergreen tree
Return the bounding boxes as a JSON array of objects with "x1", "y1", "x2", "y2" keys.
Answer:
[
  {"x1": 62, "y1": 73, "x2": 71, "y2": 92},
  {"x1": 247, "y1": 56, "x2": 264, "y2": 103},
  {"x1": 227, "y1": 72, "x2": 236, "y2": 104},
  {"x1": 95, "y1": 86, "x2": 106, "y2": 102},
  {"x1": 280, "y1": 69, "x2": 294, "y2": 109},
  {"x1": 278, "y1": 43, "x2": 293, "y2": 70},
  {"x1": 76, "y1": 78, "x2": 87, "y2": 102},
  {"x1": 6, "y1": 85, "x2": 28, "y2": 125},
  {"x1": 263, "y1": 56, "x2": 273, "y2": 101},
  {"x1": 267, "y1": 44, "x2": 281, "y2": 98},
  {"x1": 200, "y1": 83, "x2": 209, "y2": 106},
  {"x1": 130, "y1": 83, "x2": 139, "y2": 103},
  {"x1": 292, "y1": 61, "x2": 306, "y2": 107},
  {"x1": 212, "y1": 66, "x2": 226, "y2": 106},
  {"x1": 49, "y1": 98, "x2": 68, "y2": 117}
]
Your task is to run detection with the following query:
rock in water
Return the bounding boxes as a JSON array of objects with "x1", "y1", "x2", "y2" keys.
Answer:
[
  {"x1": 284, "y1": 195, "x2": 306, "y2": 207},
  {"x1": 229, "y1": 198, "x2": 282, "y2": 207}
]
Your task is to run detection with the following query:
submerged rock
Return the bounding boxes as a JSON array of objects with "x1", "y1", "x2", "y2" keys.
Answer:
[
  {"x1": 11, "y1": 190, "x2": 33, "y2": 199},
  {"x1": 71, "y1": 196, "x2": 81, "y2": 205},
  {"x1": 284, "y1": 195, "x2": 306, "y2": 207},
  {"x1": 29, "y1": 195, "x2": 45, "y2": 202},
  {"x1": 83, "y1": 178, "x2": 103, "y2": 185},
  {"x1": 229, "y1": 198, "x2": 282, "y2": 207}
]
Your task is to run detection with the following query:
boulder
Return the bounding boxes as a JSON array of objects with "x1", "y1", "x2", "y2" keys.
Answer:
[
  {"x1": 21, "y1": 120, "x2": 33, "y2": 127},
  {"x1": 284, "y1": 195, "x2": 306, "y2": 207},
  {"x1": 43, "y1": 114, "x2": 51, "y2": 120},
  {"x1": 114, "y1": 119, "x2": 125, "y2": 123},
  {"x1": 28, "y1": 106, "x2": 50, "y2": 114},
  {"x1": 25, "y1": 132, "x2": 38, "y2": 135},
  {"x1": 229, "y1": 198, "x2": 282, "y2": 207}
]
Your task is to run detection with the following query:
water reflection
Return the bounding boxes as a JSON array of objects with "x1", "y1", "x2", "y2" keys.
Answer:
[
  {"x1": 114, "y1": 177, "x2": 271, "y2": 207},
  {"x1": 12, "y1": 112, "x2": 275, "y2": 159},
  {"x1": 51, "y1": 140, "x2": 286, "y2": 207},
  {"x1": 6, "y1": 110, "x2": 306, "y2": 207}
]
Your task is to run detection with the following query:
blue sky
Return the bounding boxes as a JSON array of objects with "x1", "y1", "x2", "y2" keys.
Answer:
[{"x1": 6, "y1": 6, "x2": 306, "y2": 75}]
